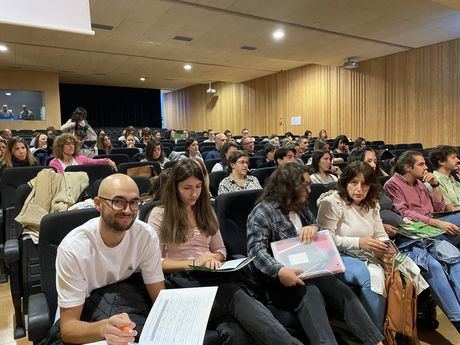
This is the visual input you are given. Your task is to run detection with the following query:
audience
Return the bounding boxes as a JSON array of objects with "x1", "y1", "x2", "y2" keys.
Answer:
[
  {"x1": 140, "y1": 128, "x2": 151, "y2": 146},
  {"x1": 181, "y1": 130, "x2": 189, "y2": 140},
  {"x1": 247, "y1": 162, "x2": 384, "y2": 345},
  {"x1": 0, "y1": 137, "x2": 6, "y2": 165},
  {"x1": 164, "y1": 129, "x2": 176, "y2": 141},
  {"x1": 332, "y1": 135, "x2": 350, "y2": 155},
  {"x1": 143, "y1": 141, "x2": 169, "y2": 169},
  {"x1": 1, "y1": 137, "x2": 38, "y2": 171},
  {"x1": 317, "y1": 161, "x2": 426, "y2": 330},
  {"x1": 61, "y1": 107, "x2": 97, "y2": 140},
  {"x1": 147, "y1": 159, "x2": 303, "y2": 344},
  {"x1": 211, "y1": 141, "x2": 239, "y2": 172},
  {"x1": 224, "y1": 129, "x2": 233, "y2": 141},
  {"x1": 56, "y1": 174, "x2": 165, "y2": 344},
  {"x1": 218, "y1": 151, "x2": 261, "y2": 195},
  {"x1": 152, "y1": 130, "x2": 161, "y2": 141},
  {"x1": 318, "y1": 129, "x2": 328, "y2": 139},
  {"x1": 203, "y1": 129, "x2": 215, "y2": 143},
  {"x1": 30, "y1": 133, "x2": 47, "y2": 154},
  {"x1": 49, "y1": 134, "x2": 116, "y2": 173},
  {"x1": 241, "y1": 136, "x2": 255, "y2": 156},
  {"x1": 430, "y1": 145, "x2": 460, "y2": 211},
  {"x1": 353, "y1": 137, "x2": 367, "y2": 150},
  {"x1": 97, "y1": 135, "x2": 112, "y2": 154},
  {"x1": 384, "y1": 150, "x2": 460, "y2": 242},
  {"x1": 118, "y1": 126, "x2": 139, "y2": 143},
  {"x1": 206, "y1": 133, "x2": 227, "y2": 160},
  {"x1": 257, "y1": 143, "x2": 277, "y2": 168},
  {"x1": 274, "y1": 147, "x2": 297, "y2": 166},
  {"x1": 298, "y1": 136, "x2": 309, "y2": 154},
  {"x1": 304, "y1": 130, "x2": 312, "y2": 141},
  {"x1": 1, "y1": 129, "x2": 12, "y2": 141},
  {"x1": 309, "y1": 150, "x2": 341, "y2": 184}
]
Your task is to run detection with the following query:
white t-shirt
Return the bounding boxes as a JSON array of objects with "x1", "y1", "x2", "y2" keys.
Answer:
[{"x1": 56, "y1": 217, "x2": 164, "y2": 309}]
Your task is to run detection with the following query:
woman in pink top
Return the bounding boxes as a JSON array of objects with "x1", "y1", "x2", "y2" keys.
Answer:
[
  {"x1": 49, "y1": 133, "x2": 116, "y2": 173},
  {"x1": 147, "y1": 159, "x2": 303, "y2": 345}
]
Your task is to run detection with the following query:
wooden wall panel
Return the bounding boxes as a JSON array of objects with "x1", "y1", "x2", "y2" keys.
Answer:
[
  {"x1": 0, "y1": 69, "x2": 60, "y2": 130},
  {"x1": 164, "y1": 39, "x2": 460, "y2": 147}
]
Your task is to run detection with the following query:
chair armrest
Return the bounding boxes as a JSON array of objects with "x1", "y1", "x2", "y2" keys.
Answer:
[
  {"x1": 4, "y1": 239, "x2": 19, "y2": 264},
  {"x1": 28, "y1": 293, "x2": 50, "y2": 342}
]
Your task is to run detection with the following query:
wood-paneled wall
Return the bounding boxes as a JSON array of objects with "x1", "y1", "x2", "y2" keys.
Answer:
[
  {"x1": 0, "y1": 69, "x2": 61, "y2": 130},
  {"x1": 164, "y1": 38, "x2": 460, "y2": 148}
]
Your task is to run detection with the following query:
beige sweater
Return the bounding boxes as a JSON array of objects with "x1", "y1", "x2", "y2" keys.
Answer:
[{"x1": 15, "y1": 169, "x2": 89, "y2": 243}]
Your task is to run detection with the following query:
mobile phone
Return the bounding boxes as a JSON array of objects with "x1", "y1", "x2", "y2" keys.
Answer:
[{"x1": 384, "y1": 240, "x2": 398, "y2": 254}]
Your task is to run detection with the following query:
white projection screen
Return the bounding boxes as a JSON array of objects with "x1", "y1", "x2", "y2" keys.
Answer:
[{"x1": 0, "y1": 0, "x2": 94, "y2": 35}]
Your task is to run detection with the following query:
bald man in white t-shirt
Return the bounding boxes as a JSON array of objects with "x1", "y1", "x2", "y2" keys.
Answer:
[{"x1": 56, "y1": 174, "x2": 165, "y2": 344}]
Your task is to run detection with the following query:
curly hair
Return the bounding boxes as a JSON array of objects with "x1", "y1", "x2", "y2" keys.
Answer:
[
  {"x1": 337, "y1": 161, "x2": 381, "y2": 210},
  {"x1": 260, "y1": 162, "x2": 310, "y2": 214},
  {"x1": 429, "y1": 145, "x2": 457, "y2": 169},
  {"x1": 53, "y1": 133, "x2": 81, "y2": 159},
  {"x1": 145, "y1": 140, "x2": 165, "y2": 163}
]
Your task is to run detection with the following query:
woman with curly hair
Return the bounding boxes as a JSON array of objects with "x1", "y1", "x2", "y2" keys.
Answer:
[{"x1": 49, "y1": 134, "x2": 116, "y2": 173}]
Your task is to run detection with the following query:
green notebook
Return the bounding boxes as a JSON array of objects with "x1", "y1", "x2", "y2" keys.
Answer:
[
  {"x1": 187, "y1": 257, "x2": 254, "y2": 272},
  {"x1": 398, "y1": 221, "x2": 444, "y2": 239}
]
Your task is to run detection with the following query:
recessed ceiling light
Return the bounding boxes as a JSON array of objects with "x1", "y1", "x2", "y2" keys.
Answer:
[
  {"x1": 272, "y1": 30, "x2": 285, "y2": 40},
  {"x1": 0, "y1": 45, "x2": 8, "y2": 52},
  {"x1": 139, "y1": 77, "x2": 146, "y2": 81},
  {"x1": 183, "y1": 64, "x2": 192, "y2": 71},
  {"x1": 5, "y1": 92, "x2": 11, "y2": 96}
]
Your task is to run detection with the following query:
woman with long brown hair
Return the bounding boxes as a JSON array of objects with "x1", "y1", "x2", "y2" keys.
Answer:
[
  {"x1": 147, "y1": 159, "x2": 302, "y2": 345},
  {"x1": 1, "y1": 137, "x2": 37, "y2": 171}
]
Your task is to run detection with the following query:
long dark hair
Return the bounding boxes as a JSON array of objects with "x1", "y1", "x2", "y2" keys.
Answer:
[
  {"x1": 311, "y1": 150, "x2": 333, "y2": 174},
  {"x1": 159, "y1": 159, "x2": 218, "y2": 245},
  {"x1": 347, "y1": 147, "x2": 385, "y2": 177},
  {"x1": 260, "y1": 162, "x2": 309, "y2": 214},
  {"x1": 337, "y1": 161, "x2": 380, "y2": 210},
  {"x1": 146, "y1": 140, "x2": 165, "y2": 163},
  {"x1": 185, "y1": 139, "x2": 198, "y2": 157}
]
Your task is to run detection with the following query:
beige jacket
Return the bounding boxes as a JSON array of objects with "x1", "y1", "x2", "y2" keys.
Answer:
[{"x1": 15, "y1": 169, "x2": 89, "y2": 244}]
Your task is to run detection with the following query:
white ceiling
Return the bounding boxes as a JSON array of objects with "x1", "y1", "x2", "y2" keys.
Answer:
[{"x1": 0, "y1": 0, "x2": 459, "y2": 90}]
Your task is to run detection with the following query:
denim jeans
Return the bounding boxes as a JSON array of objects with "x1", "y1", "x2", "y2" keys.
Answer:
[
  {"x1": 407, "y1": 246, "x2": 460, "y2": 322},
  {"x1": 339, "y1": 256, "x2": 387, "y2": 331},
  {"x1": 439, "y1": 213, "x2": 460, "y2": 247},
  {"x1": 266, "y1": 275, "x2": 383, "y2": 345}
]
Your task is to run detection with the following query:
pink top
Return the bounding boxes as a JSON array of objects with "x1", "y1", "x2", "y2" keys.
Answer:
[
  {"x1": 147, "y1": 207, "x2": 227, "y2": 260},
  {"x1": 49, "y1": 155, "x2": 110, "y2": 173},
  {"x1": 384, "y1": 173, "x2": 445, "y2": 224}
]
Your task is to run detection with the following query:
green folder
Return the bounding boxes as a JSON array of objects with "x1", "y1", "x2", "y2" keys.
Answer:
[{"x1": 398, "y1": 221, "x2": 444, "y2": 239}]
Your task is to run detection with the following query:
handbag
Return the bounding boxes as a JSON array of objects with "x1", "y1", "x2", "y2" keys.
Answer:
[{"x1": 384, "y1": 256, "x2": 420, "y2": 345}]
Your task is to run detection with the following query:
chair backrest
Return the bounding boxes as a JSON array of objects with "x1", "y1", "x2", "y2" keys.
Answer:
[
  {"x1": 13, "y1": 183, "x2": 33, "y2": 239},
  {"x1": 65, "y1": 164, "x2": 115, "y2": 192},
  {"x1": 1, "y1": 166, "x2": 56, "y2": 208},
  {"x1": 39, "y1": 209, "x2": 100, "y2": 322},
  {"x1": 118, "y1": 161, "x2": 161, "y2": 177},
  {"x1": 33, "y1": 149, "x2": 51, "y2": 166},
  {"x1": 91, "y1": 175, "x2": 152, "y2": 198},
  {"x1": 250, "y1": 166, "x2": 276, "y2": 187},
  {"x1": 205, "y1": 159, "x2": 221, "y2": 173},
  {"x1": 110, "y1": 148, "x2": 141, "y2": 160},
  {"x1": 308, "y1": 183, "x2": 335, "y2": 218},
  {"x1": 215, "y1": 189, "x2": 263, "y2": 258},
  {"x1": 248, "y1": 156, "x2": 261, "y2": 170},
  {"x1": 379, "y1": 175, "x2": 391, "y2": 186},
  {"x1": 209, "y1": 171, "x2": 228, "y2": 197},
  {"x1": 394, "y1": 144, "x2": 410, "y2": 150},
  {"x1": 94, "y1": 154, "x2": 130, "y2": 166},
  {"x1": 138, "y1": 200, "x2": 160, "y2": 222},
  {"x1": 164, "y1": 160, "x2": 178, "y2": 170}
]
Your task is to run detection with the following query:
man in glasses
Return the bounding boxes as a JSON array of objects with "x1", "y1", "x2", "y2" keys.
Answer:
[{"x1": 56, "y1": 174, "x2": 165, "y2": 344}]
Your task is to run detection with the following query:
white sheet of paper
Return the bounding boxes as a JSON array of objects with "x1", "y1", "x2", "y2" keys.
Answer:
[
  {"x1": 289, "y1": 252, "x2": 309, "y2": 265},
  {"x1": 290, "y1": 116, "x2": 301, "y2": 126},
  {"x1": 139, "y1": 286, "x2": 218, "y2": 345},
  {"x1": 218, "y1": 257, "x2": 247, "y2": 270}
]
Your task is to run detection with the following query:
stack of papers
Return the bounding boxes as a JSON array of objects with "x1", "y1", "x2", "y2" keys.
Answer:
[
  {"x1": 398, "y1": 221, "x2": 444, "y2": 239},
  {"x1": 270, "y1": 231, "x2": 345, "y2": 279}
]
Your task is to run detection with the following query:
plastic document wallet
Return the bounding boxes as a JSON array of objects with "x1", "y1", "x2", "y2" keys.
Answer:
[{"x1": 270, "y1": 231, "x2": 345, "y2": 279}]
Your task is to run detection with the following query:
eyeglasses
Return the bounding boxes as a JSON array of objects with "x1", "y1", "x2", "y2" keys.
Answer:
[
  {"x1": 99, "y1": 196, "x2": 143, "y2": 211},
  {"x1": 236, "y1": 160, "x2": 249, "y2": 165}
]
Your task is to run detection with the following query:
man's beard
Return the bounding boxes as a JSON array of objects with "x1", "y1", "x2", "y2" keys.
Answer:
[{"x1": 104, "y1": 213, "x2": 136, "y2": 232}]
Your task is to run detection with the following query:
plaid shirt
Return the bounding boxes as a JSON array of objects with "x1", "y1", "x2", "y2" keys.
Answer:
[{"x1": 247, "y1": 200, "x2": 316, "y2": 280}]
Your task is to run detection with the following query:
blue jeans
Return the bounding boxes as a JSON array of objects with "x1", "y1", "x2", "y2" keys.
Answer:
[
  {"x1": 339, "y1": 256, "x2": 387, "y2": 331},
  {"x1": 439, "y1": 214, "x2": 460, "y2": 247},
  {"x1": 408, "y1": 246, "x2": 460, "y2": 322}
]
